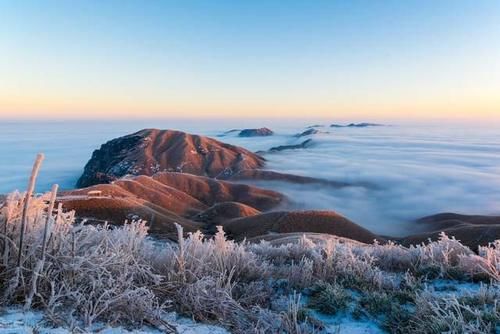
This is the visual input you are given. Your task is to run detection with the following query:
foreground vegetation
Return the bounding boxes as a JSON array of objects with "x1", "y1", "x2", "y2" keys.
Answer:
[{"x1": 0, "y1": 156, "x2": 499, "y2": 333}]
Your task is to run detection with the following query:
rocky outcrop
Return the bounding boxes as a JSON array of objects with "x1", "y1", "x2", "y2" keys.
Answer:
[
  {"x1": 238, "y1": 128, "x2": 274, "y2": 137},
  {"x1": 295, "y1": 129, "x2": 320, "y2": 137},
  {"x1": 77, "y1": 129, "x2": 265, "y2": 187},
  {"x1": 306, "y1": 124, "x2": 324, "y2": 129},
  {"x1": 269, "y1": 139, "x2": 313, "y2": 152},
  {"x1": 330, "y1": 123, "x2": 384, "y2": 128}
]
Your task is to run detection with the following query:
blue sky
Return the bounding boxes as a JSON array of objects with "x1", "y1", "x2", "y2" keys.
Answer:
[{"x1": 1, "y1": 0, "x2": 499, "y2": 119}]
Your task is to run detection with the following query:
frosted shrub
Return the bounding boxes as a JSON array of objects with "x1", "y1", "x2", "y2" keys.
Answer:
[
  {"x1": 458, "y1": 241, "x2": 500, "y2": 281},
  {"x1": 170, "y1": 275, "x2": 251, "y2": 330},
  {"x1": 283, "y1": 257, "x2": 314, "y2": 289},
  {"x1": 249, "y1": 235, "x2": 390, "y2": 290},
  {"x1": 356, "y1": 234, "x2": 489, "y2": 281},
  {"x1": 408, "y1": 291, "x2": 499, "y2": 334},
  {"x1": 150, "y1": 225, "x2": 274, "y2": 331},
  {"x1": 248, "y1": 237, "x2": 320, "y2": 266},
  {"x1": 367, "y1": 240, "x2": 416, "y2": 271},
  {"x1": 212, "y1": 226, "x2": 268, "y2": 282},
  {"x1": 279, "y1": 293, "x2": 310, "y2": 334},
  {"x1": 326, "y1": 244, "x2": 384, "y2": 289},
  {"x1": 162, "y1": 226, "x2": 267, "y2": 283},
  {"x1": 307, "y1": 281, "x2": 352, "y2": 315},
  {"x1": 0, "y1": 190, "x2": 165, "y2": 330},
  {"x1": 42, "y1": 222, "x2": 163, "y2": 328},
  {"x1": 409, "y1": 233, "x2": 474, "y2": 278}
]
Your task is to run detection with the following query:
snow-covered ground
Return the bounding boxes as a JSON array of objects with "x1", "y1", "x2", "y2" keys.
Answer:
[
  {"x1": 318, "y1": 314, "x2": 384, "y2": 334},
  {"x1": 0, "y1": 308, "x2": 228, "y2": 334}
]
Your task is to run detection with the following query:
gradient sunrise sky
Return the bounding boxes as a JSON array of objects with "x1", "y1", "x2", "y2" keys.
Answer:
[{"x1": 1, "y1": 0, "x2": 499, "y2": 120}]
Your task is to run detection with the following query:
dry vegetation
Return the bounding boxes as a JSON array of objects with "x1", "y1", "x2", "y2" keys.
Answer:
[{"x1": 0, "y1": 157, "x2": 499, "y2": 333}]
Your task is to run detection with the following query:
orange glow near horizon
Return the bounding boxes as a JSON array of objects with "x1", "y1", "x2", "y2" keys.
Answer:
[{"x1": 1, "y1": 92, "x2": 499, "y2": 121}]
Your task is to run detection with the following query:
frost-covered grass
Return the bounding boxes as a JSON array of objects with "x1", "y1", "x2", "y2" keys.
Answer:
[{"x1": 1, "y1": 187, "x2": 499, "y2": 333}]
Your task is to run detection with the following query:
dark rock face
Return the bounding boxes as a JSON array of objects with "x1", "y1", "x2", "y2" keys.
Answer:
[
  {"x1": 77, "y1": 133, "x2": 144, "y2": 186},
  {"x1": 347, "y1": 123, "x2": 383, "y2": 127},
  {"x1": 77, "y1": 129, "x2": 265, "y2": 188},
  {"x1": 238, "y1": 128, "x2": 274, "y2": 137},
  {"x1": 269, "y1": 139, "x2": 313, "y2": 152}
]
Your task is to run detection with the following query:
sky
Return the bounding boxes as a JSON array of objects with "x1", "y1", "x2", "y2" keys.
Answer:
[{"x1": 1, "y1": 0, "x2": 499, "y2": 120}]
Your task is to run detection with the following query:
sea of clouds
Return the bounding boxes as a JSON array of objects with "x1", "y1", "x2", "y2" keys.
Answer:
[
  {"x1": 1, "y1": 120, "x2": 500, "y2": 236},
  {"x1": 217, "y1": 123, "x2": 500, "y2": 235}
]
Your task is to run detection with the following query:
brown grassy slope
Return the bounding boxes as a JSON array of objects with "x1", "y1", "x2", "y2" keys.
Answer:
[
  {"x1": 114, "y1": 176, "x2": 208, "y2": 216},
  {"x1": 223, "y1": 210, "x2": 382, "y2": 244},
  {"x1": 61, "y1": 197, "x2": 200, "y2": 239},
  {"x1": 194, "y1": 201, "x2": 261, "y2": 225},
  {"x1": 62, "y1": 172, "x2": 287, "y2": 238},
  {"x1": 401, "y1": 225, "x2": 500, "y2": 250},
  {"x1": 152, "y1": 172, "x2": 284, "y2": 211},
  {"x1": 417, "y1": 213, "x2": 500, "y2": 228},
  {"x1": 64, "y1": 183, "x2": 134, "y2": 198}
]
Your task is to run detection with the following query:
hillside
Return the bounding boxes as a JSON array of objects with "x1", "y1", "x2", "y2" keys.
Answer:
[{"x1": 77, "y1": 129, "x2": 266, "y2": 187}]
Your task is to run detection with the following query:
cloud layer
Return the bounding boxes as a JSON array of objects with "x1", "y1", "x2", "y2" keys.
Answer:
[
  {"x1": 224, "y1": 124, "x2": 500, "y2": 236},
  {"x1": 1, "y1": 121, "x2": 500, "y2": 237}
]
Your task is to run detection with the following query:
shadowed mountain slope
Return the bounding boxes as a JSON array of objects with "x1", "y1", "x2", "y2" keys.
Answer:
[{"x1": 401, "y1": 213, "x2": 500, "y2": 249}]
